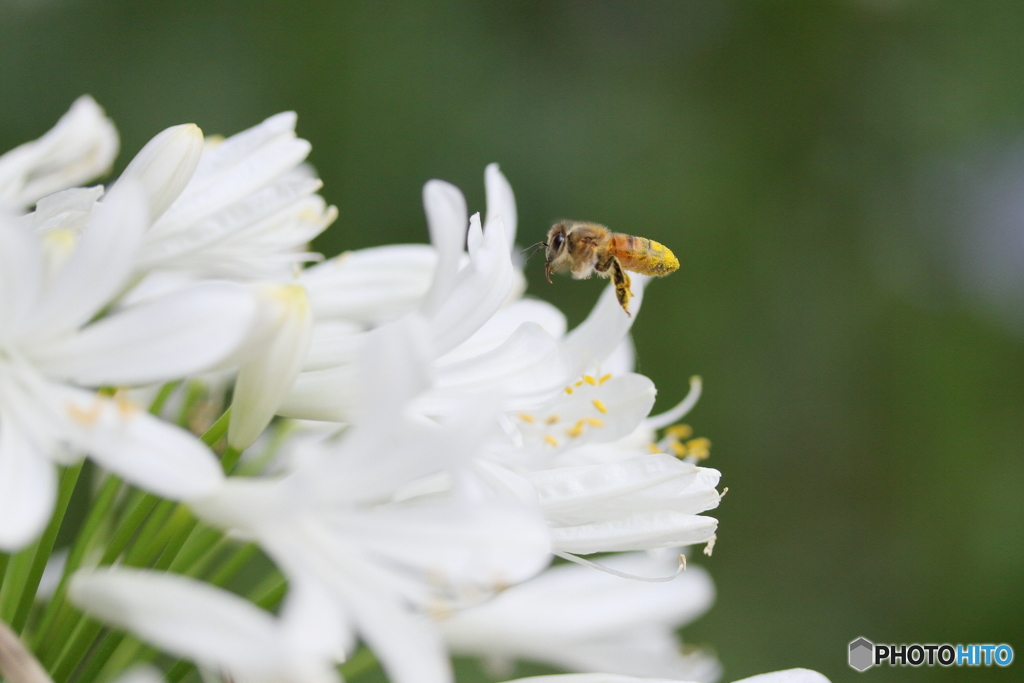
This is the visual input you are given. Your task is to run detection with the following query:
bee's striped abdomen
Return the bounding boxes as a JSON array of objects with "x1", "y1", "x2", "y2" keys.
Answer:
[{"x1": 612, "y1": 234, "x2": 680, "y2": 277}]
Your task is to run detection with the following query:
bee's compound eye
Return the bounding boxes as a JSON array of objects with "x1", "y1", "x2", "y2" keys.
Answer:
[{"x1": 553, "y1": 233, "x2": 565, "y2": 251}]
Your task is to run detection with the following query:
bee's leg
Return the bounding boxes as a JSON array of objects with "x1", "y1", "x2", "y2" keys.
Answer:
[{"x1": 609, "y1": 258, "x2": 633, "y2": 316}]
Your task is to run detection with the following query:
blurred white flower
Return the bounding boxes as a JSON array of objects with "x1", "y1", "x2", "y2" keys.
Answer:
[
  {"x1": 193, "y1": 316, "x2": 552, "y2": 683},
  {"x1": 69, "y1": 568, "x2": 342, "y2": 683},
  {"x1": 440, "y1": 551, "x2": 720, "y2": 682},
  {"x1": 502, "y1": 669, "x2": 830, "y2": 683},
  {"x1": 0, "y1": 182, "x2": 257, "y2": 550},
  {"x1": 124, "y1": 111, "x2": 336, "y2": 281},
  {"x1": 0, "y1": 96, "x2": 118, "y2": 210}
]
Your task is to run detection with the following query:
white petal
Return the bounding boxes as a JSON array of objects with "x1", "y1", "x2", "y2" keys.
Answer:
[
  {"x1": 500, "y1": 675, "x2": 679, "y2": 683},
  {"x1": 484, "y1": 163, "x2": 518, "y2": 248},
  {"x1": 732, "y1": 670, "x2": 832, "y2": 683},
  {"x1": 420, "y1": 180, "x2": 468, "y2": 316},
  {"x1": 429, "y1": 214, "x2": 515, "y2": 356},
  {"x1": 435, "y1": 322, "x2": 568, "y2": 398},
  {"x1": 0, "y1": 96, "x2": 119, "y2": 209},
  {"x1": 117, "y1": 124, "x2": 204, "y2": 222},
  {"x1": 562, "y1": 278, "x2": 647, "y2": 378},
  {"x1": 229, "y1": 284, "x2": 313, "y2": 450},
  {"x1": 0, "y1": 211, "x2": 43, "y2": 342},
  {"x1": 528, "y1": 456, "x2": 720, "y2": 525},
  {"x1": 549, "y1": 511, "x2": 718, "y2": 554},
  {"x1": 303, "y1": 245, "x2": 437, "y2": 325},
  {"x1": 517, "y1": 374, "x2": 656, "y2": 454},
  {"x1": 30, "y1": 282, "x2": 258, "y2": 386},
  {"x1": 26, "y1": 181, "x2": 147, "y2": 340},
  {"x1": 436, "y1": 298, "x2": 567, "y2": 365},
  {"x1": 278, "y1": 363, "x2": 358, "y2": 422},
  {"x1": 69, "y1": 568, "x2": 341, "y2": 683},
  {"x1": 60, "y1": 388, "x2": 224, "y2": 499},
  {"x1": 0, "y1": 413, "x2": 57, "y2": 551}
]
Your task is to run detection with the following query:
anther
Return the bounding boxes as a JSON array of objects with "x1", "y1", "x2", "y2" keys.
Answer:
[
  {"x1": 566, "y1": 420, "x2": 586, "y2": 438},
  {"x1": 517, "y1": 413, "x2": 535, "y2": 423},
  {"x1": 584, "y1": 417, "x2": 604, "y2": 427},
  {"x1": 545, "y1": 415, "x2": 560, "y2": 425},
  {"x1": 544, "y1": 435, "x2": 559, "y2": 447},
  {"x1": 582, "y1": 375, "x2": 596, "y2": 385},
  {"x1": 598, "y1": 374, "x2": 612, "y2": 385},
  {"x1": 592, "y1": 399, "x2": 608, "y2": 414},
  {"x1": 564, "y1": 386, "x2": 574, "y2": 394},
  {"x1": 685, "y1": 437, "x2": 711, "y2": 460},
  {"x1": 666, "y1": 424, "x2": 693, "y2": 439}
]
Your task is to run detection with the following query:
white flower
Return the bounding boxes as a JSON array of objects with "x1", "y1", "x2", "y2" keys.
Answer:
[
  {"x1": 0, "y1": 96, "x2": 118, "y2": 210},
  {"x1": 227, "y1": 283, "x2": 313, "y2": 450},
  {"x1": 440, "y1": 551, "x2": 720, "y2": 681},
  {"x1": 0, "y1": 182, "x2": 258, "y2": 550},
  {"x1": 69, "y1": 568, "x2": 342, "y2": 683},
  {"x1": 123, "y1": 112, "x2": 336, "y2": 281},
  {"x1": 193, "y1": 316, "x2": 552, "y2": 683},
  {"x1": 502, "y1": 669, "x2": 831, "y2": 683}
]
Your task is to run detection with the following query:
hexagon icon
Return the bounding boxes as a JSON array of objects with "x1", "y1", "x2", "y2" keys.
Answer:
[{"x1": 849, "y1": 637, "x2": 874, "y2": 671}]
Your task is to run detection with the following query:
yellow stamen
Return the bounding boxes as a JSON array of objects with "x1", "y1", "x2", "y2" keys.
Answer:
[
  {"x1": 574, "y1": 380, "x2": 583, "y2": 387},
  {"x1": 648, "y1": 443, "x2": 662, "y2": 454},
  {"x1": 584, "y1": 417, "x2": 604, "y2": 427},
  {"x1": 670, "y1": 441, "x2": 687, "y2": 457},
  {"x1": 114, "y1": 389, "x2": 138, "y2": 418},
  {"x1": 666, "y1": 424, "x2": 693, "y2": 439},
  {"x1": 685, "y1": 437, "x2": 711, "y2": 460},
  {"x1": 566, "y1": 420, "x2": 586, "y2": 438},
  {"x1": 544, "y1": 435, "x2": 559, "y2": 447},
  {"x1": 598, "y1": 373, "x2": 612, "y2": 385},
  {"x1": 517, "y1": 413, "x2": 535, "y2": 423},
  {"x1": 582, "y1": 375, "x2": 596, "y2": 385},
  {"x1": 545, "y1": 414, "x2": 560, "y2": 425},
  {"x1": 591, "y1": 399, "x2": 608, "y2": 414},
  {"x1": 564, "y1": 386, "x2": 574, "y2": 394}
]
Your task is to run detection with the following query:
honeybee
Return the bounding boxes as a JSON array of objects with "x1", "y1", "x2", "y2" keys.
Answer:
[{"x1": 541, "y1": 220, "x2": 679, "y2": 315}]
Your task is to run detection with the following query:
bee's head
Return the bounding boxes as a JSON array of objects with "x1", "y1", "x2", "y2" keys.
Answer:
[{"x1": 544, "y1": 222, "x2": 570, "y2": 283}]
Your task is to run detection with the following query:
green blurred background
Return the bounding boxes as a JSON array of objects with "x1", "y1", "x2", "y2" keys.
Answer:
[{"x1": 2, "y1": 1, "x2": 1022, "y2": 681}]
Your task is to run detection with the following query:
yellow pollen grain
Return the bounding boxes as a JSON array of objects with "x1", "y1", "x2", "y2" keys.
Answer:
[
  {"x1": 544, "y1": 434, "x2": 559, "y2": 447},
  {"x1": 574, "y1": 380, "x2": 583, "y2": 387},
  {"x1": 517, "y1": 413, "x2": 535, "y2": 423},
  {"x1": 666, "y1": 424, "x2": 693, "y2": 439},
  {"x1": 648, "y1": 443, "x2": 662, "y2": 454},
  {"x1": 545, "y1": 414, "x2": 560, "y2": 425},
  {"x1": 598, "y1": 374, "x2": 612, "y2": 385},
  {"x1": 592, "y1": 399, "x2": 608, "y2": 414},
  {"x1": 564, "y1": 386, "x2": 574, "y2": 394},
  {"x1": 671, "y1": 441, "x2": 687, "y2": 457},
  {"x1": 582, "y1": 375, "x2": 596, "y2": 385},
  {"x1": 585, "y1": 417, "x2": 604, "y2": 427},
  {"x1": 566, "y1": 420, "x2": 586, "y2": 438}
]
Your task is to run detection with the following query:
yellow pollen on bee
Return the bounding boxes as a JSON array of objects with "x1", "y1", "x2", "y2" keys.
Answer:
[
  {"x1": 564, "y1": 386, "x2": 574, "y2": 394},
  {"x1": 585, "y1": 417, "x2": 604, "y2": 427},
  {"x1": 517, "y1": 413, "x2": 536, "y2": 423},
  {"x1": 685, "y1": 437, "x2": 711, "y2": 460},
  {"x1": 545, "y1": 415, "x2": 560, "y2": 425},
  {"x1": 666, "y1": 424, "x2": 693, "y2": 439},
  {"x1": 598, "y1": 374, "x2": 612, "y2": 385},
  {"x1": 592, "y1": 399, "x2": 608, "y2": 414},
  {"x1": 566, "y1": 420, "x2": 586, "y2": 438},
  {"x1": 582, "y1": 375, "x2": 596, "y2": 385},
  {"x1": 544, "y1": 434, "x2": 559, "y2": 447}
]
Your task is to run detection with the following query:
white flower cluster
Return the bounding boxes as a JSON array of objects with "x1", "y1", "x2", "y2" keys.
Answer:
[{"x1": 0, "y1": 98, "x2": 829, "y2": 683}]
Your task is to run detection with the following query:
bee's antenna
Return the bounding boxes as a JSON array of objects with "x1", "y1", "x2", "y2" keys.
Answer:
[{"x1": 521, "y1": 241, "x2": 547, "y2": 265}]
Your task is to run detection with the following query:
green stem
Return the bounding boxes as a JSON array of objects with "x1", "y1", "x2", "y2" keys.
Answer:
[
  {"x1": 74, "y1": 630, "x2": 124, "y2": 683},
  {"x1": 33, "y1": 475, "x2": 121, "y2": 650},
  {"x1": 49, "y1": 616, "x2": 103, "y2": 682},
  {"x1": 0, "y1": 463, "x2": 82, "y2": 633},
  {"x1": 249, "y1": 571, "x2": 287, "y2": 610},
  {"x1": 168, "y1": 526, "x2": 223, "y2": 575},
  {"x1": 0, "y1": 553, "x2": 9, "y2": 595},
  {"x1": 206, "y1": 543, "x2": 258, "y2": 587},
  {"x1": 165, "y1": 659, "x2": 195, "y2": 683},
  {"x1": 148, "y1": 380, "x2": 181, "y2": 416},
  {"x1": 339, "y1": 648, "x2": 379, "y2": 681},
  {"x1": 201, "y1": 409, "x2": 231, "y2": 448},
  {"x1": 100, "y1": 492, "x2": 159, "y2": 566}
]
